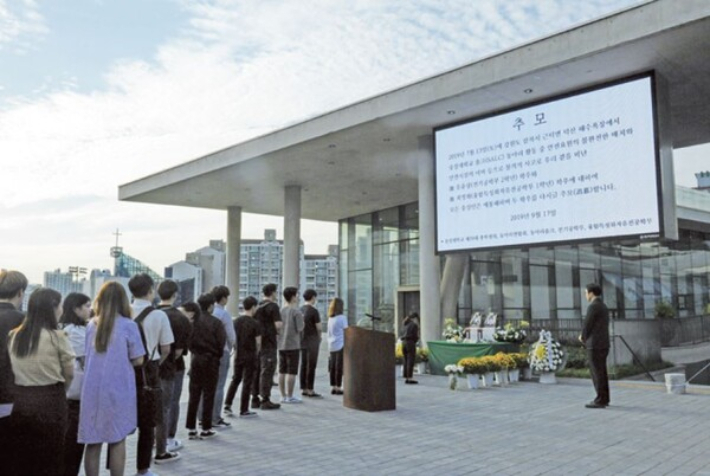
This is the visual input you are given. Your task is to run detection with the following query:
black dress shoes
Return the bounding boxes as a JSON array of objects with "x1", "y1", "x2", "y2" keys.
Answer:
[{"x1": 585, "y1": 402, "x2": 606, "y2": 409}]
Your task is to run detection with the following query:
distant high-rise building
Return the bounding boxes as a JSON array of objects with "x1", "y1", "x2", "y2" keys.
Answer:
[
  {"x1": 21, "y1": 283, "x2": 41, "y2": 311},
  {"x1": 302, "y1": 245, "x2": 339, "y2": 318},
  {"x1": 239, "y1": 230, "x2": 338, "y2": 318},
  {"x1": 185, "y1": 241, "x2": 226, "y2": 292},
  {"x1": 239, "y1": 229, "x2": 292, "y2": 300},
  {"x1": 167, "y1": 230, "x2": 337, "y2": 315},
  {"x1": 695, "y1": 171, "x2": 710, "y2": 191},
  {"x1": 44, "y1": 269, "x2": 85, "y2": 299},
  {"x1": 164, "y1": 260, "x2": 203, "y2": 304}
]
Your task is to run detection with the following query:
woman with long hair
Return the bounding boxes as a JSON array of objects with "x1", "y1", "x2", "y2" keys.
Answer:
[
  {"x1": 59, "y1": 292, "x2": 92, "y2": 476},
  {"x1": 326, "y1": 298, "x2": 348, "y2": 395},
  {"x1": 8, "y1": 287, "x2": 75, "y2": 475},
  {"x1": 79, "y1": 282, "x2": 145, "y2": 476}
]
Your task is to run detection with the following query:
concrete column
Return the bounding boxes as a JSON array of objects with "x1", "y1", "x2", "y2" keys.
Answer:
[
  {"x1": 440, "y1": 254, "x2": 468, "y2": 323},
  {"x1": 418, "y1": 135, "x2": 441, "y2": 346},
  {"x1": 283, "y1": 185, "x2": 301, "y2": 291},
  {"x1": 226, "y1": 206, "x2": 242, "y2": 316}
]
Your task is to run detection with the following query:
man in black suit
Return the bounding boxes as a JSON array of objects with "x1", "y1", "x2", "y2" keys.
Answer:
[{"x1": 579, "y1": 283, "x2": 610, "y2": 409}]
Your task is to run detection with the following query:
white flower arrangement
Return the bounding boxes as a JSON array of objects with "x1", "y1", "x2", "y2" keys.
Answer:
[
  {"x1": 528, "y1": 330, "x2": 565, "y2": 373},
  {"x1": 493, "y1": 321, "x2": 529, "y2": 344},
  {"x1": 444, "y1": 364, "x2": 464, "y2": 376},
  {"x1": 442, "y1": 318, "x2": 464, "y2": 343}
]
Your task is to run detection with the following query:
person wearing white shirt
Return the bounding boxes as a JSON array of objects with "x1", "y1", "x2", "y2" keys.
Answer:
[{"x1": 129, "y1": 274, "x2": 174, "y2": 476}]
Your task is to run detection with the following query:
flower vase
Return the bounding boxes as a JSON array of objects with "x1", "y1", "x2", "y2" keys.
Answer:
[
  {"x1": 396, "y1": 365, "x2": 403, "y2": 378},
  {"x1": 416, "y1": 362, "x2": 427, "y2": 375},
  {"x1": 466, "y1": 374, "x2": 480, "y2": 390},
  {"x1": 448, "y1": 374, "x2": 458, "y2": 390},
  {"x1": 482, "y1": 372, "x2": 494, "y2": 387},
  {"x1": 509, "y1": 368, "x2": 520, "y2": 383},
  {"x1": 494, "y1": 371, "x2": 507, "y2": 386},
  {"x1": 522, "y1": 367, "x2": 532, "y2": 380},
  {"x1": 539, "y1": 371, "x2": 557, "y2": 384}
]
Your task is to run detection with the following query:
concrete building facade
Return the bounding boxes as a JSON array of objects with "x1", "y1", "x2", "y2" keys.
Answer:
[{"x1": 119, "y1": 1, "x2": 710, "y2": 348}]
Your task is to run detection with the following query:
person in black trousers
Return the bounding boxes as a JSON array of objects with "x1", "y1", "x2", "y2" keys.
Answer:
[
  {"x1": 254, "y1": 283, "x2": 282, "y2": 410},
  {"x1": 0, "y1": 270, "x2": 28, "y2": 476},
  {"x1": 580, "y1": 283, "x2": 610, "y2": 409},
  {"x1": 185, "y1": 293, "x2": 226, "y2": 439},
  {"x1": 299, "y1": 289, "x2": 323, "y2": 398},
  {"x1": 224, "y1": 296, "x2": 261, "y2": 417},
  {"x1": 401, "y1": 312, "x2": 420, "y2": 384}
]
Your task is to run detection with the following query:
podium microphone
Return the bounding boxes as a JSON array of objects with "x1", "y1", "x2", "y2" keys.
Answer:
[{"x1": 364, "y1": 313, "x2": 381, "y2": 331}]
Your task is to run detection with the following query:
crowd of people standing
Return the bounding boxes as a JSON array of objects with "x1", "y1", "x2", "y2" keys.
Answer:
[{"x1": 0, "y1": 268, "x2": 346, "y2": 476}]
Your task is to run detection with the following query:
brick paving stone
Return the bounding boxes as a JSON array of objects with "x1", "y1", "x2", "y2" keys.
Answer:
[{"x1": 61, "y1": 342, "x2": 710, "y2": 476}]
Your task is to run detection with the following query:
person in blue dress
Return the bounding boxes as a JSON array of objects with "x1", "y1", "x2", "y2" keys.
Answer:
[{"x1": 79, "y1": 282, "x2": 145, "y2": 476}]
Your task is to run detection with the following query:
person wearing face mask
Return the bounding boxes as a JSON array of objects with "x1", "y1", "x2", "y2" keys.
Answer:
[
  {"x1": 59, "y1": 292, "x2": 92, "y2": 476},
  {"x1": 8, "y1": 287, "x2": 75, "y2": 475}
]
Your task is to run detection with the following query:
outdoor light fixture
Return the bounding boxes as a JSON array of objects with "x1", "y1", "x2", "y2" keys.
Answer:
[
  {"x1": 447, "y1": 110, "x2": 456, "y2": 115},
  {"x1": 524, "y1": 88, "x2": 533, "y2": 94}
]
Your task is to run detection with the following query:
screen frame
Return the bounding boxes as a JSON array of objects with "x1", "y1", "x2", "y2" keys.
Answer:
[{"x1": 433, "y1": 71, "x2": 664, "y2": 255}]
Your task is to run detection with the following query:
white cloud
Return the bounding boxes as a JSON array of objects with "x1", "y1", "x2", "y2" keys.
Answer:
[
  {"x1": 1, "y1": 0, "x2": 657, "y2": 282},
  {"x1": 0, "y1": 0, "x2": 48, "y2": 53}
]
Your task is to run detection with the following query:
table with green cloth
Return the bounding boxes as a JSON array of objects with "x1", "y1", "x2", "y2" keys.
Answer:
[{"x1": 426, "y1": 341, "x2": 519, "y2": 375}]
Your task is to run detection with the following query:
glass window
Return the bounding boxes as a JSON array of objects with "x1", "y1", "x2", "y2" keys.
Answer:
[
  {"x1": 399, "y1": 203, "x2": 419, "y2": 240},
  {"x1": 399, "y1": 239, "x2": 420, "y2": 285},
  {"x1": 348, "y1": 270, "x2": 372, "y2": 325},
  {"x1": 555, "y1": 246, "x2": 578, "y2": 313},
  {"x1": 374, "y1": 242, "x2": 399, "y2": 333},
  {"x1": 501, "y1": 251, "x2": 527, "y2": 314},
  {"x1": 530, "y1": 265, "x2": 554, "y2": 320},
  {"x1": 374, "y1": 207, "x2": 399, "y2": 245},
  {"x1": 353, "y1": 214, "x2": 372, "y2": 271},
  {"x1": 470, "y1": 258, "x2": 502, "y2": 314}
]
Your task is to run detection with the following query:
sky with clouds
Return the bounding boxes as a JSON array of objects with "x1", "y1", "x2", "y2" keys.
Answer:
[{"x1": 1, "y1": 0, "x2": 706, "y2": 284}]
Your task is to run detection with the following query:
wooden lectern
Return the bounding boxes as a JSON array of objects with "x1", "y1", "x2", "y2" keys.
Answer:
[{"x1": 342, "y1": 327, "x2": 396, "y2": 412}]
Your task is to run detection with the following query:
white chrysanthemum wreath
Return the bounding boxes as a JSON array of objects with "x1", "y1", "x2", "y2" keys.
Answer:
[{"x1": 528, "y1": 330, "x2": 565, "y2": 373}]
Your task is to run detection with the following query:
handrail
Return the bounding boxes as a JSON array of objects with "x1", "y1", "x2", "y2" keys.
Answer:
[
  {"x1": 615, "y1": 335, "x2": 655, "y2": 382},
  {"x1": 686, "y1": 360, "x2": 710, "y2": 384}
]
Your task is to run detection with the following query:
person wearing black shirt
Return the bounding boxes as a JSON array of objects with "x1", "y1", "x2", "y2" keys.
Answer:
[
  {"x1": 224, "y1": 296, "x2": 262, "y2": 417},
  {"x1": 401, "y1": 312, "x2": 420, "y2": 384},
  {"x1": 579, "y1": 283, "x2": 611, "y2": 409},
  {"x1": 185, "y1": 294, "x2": 226, "y2": 440},
  {"x1": 254, "y1": 283, "x2": 283, "y2": 410},
  {"x1": 156, "y1": 280, "x2": 192, "y2": 457},
  {"x1": 299, "y1": 289, "x2": 323, "y2": 398},
  {"x1": 0, "y1": 270, "x2": 28, "y2": 476}
]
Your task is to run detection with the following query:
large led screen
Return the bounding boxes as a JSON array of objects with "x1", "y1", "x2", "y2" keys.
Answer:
[{"x1": 435, "y1": 74, "x2": 662, "y2": 253}]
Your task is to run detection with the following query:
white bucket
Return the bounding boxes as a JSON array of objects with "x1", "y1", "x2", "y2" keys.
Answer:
[{"x1": 665, "y1": 373, "x2": 686, "y2": 395}]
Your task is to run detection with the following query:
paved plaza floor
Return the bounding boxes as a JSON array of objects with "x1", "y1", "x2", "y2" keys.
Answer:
[{"x1": 106, "y1": 350, "x2": 710, "y2": 476}]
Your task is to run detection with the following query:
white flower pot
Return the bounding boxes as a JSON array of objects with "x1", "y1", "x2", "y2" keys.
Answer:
[
  {"x1": 415, "y1": 362, "x2": 427, "y2": 375},
  {"x1": 448, "y1": 374, "x2": 458, "y2": 390},
  {"x1": 522, "y1": 367, "x2": 532, "y2": 380},
  {"x1": 509, "y1": 369, "x2": 520, "y2": 383},
  {"x1": 481, "y1": 372, "x2": 494, "y2": 387},
  {"x1": 665, "y1": 373, "x2": 686, "y2": 395},
  {"x1": 493, "y1": 371, "x2": 507, "y2": 386},
  {"x1": 396, "y1": 365, "x2": 403, "y2": 377},
  {"x1": 466, "y1": 374, "x2": 480, "y2": 390},
  {"x1": 539, "y1": 371, "x2": 557, "y2": 384}
]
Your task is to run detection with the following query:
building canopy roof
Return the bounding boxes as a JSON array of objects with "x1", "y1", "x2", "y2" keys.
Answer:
[{"x1": 119, "y1": 0, "x2": 710, "y2": 222}]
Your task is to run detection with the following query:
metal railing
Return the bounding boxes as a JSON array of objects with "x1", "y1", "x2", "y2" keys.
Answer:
[
  {"x1": 507, "y1": 315, "x2": 710, "y2": 348},
  {"x1": 658, "y1": 314, "x2": 710, "y2": 347}
]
